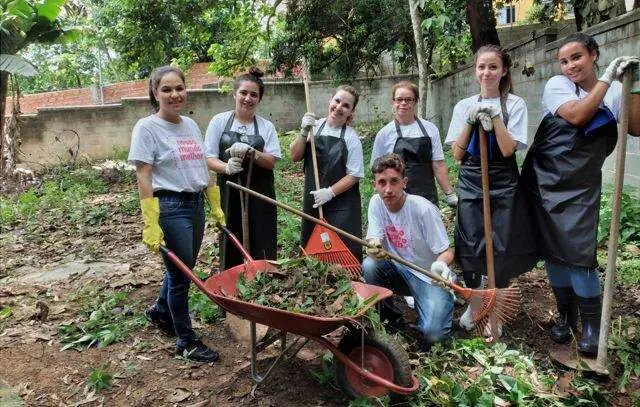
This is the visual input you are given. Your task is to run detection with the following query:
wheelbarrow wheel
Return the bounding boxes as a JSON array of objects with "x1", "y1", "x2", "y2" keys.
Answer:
[{"x1": 334, "y1": 330, "x2": 412, "y2": 400}]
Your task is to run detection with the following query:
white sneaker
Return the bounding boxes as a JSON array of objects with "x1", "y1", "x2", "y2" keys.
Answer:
[
  {"x1": 459, "y1": 304, "x2": 475, "y2": 331},
  {"x1": 404, "y1": 296, "x2": 415, "y2": 309}
]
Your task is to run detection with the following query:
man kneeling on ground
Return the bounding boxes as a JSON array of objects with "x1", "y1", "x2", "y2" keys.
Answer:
[{"x1": 363, "y1": 153, "x2": 454, "y2": 346}]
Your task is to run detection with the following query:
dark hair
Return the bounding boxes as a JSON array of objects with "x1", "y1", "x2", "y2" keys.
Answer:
[
  {"x1": 558, "y1": 32, "x2": 600, "y2": 65},
  {"x1": 475, "y1": 45, "x2": 514, "y2": 99},
  {"x1": 371, "y1": 153, "x2": 406, "y2": 178},
  {"x1": 148, "y1": 66, "x2": 186, "y2": 112},
  {"x1": 391, "y1": 81, "x2": 419, "y2": 101},
  {"x1": 234, "y1": 67, "x2": 265, "y2": 101}
]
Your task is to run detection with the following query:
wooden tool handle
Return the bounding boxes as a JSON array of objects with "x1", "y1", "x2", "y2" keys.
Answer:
[
  {"x1": 302, "y1": 58, "x2": 324, "y2": 219},
  {"x1": 479, "y1": 127, "x2": 499, "y2": 342},
  {"x1": 597, "y1": 68, "x2": 633, "y2": 370},
  {"x1": 226, "y1": 181, "x2": 455, "y2": 287},
  {"x1": 478, "y1": 128, "x2": 496, "y2": 289}
]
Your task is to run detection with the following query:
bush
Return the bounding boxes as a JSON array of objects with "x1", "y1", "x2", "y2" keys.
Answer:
[{"x1": 598, "y1": 187, "x2": 640, "y2": 245}]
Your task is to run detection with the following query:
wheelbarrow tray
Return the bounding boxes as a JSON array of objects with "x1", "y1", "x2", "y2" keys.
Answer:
[{"x1": 202, "y1": 259, "x2": 392, "y2": 338}]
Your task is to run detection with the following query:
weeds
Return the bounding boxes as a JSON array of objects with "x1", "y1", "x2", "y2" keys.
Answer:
[
  {"x1": 598, "y1": 186, "x2": 640, "y2": 245},
  {"x1": 59, "y1": 284, "x2": 146, "y2": 351},
  {"x1": 410, "y1": 338, "x2": 607, "y2": 406},
  {"x1": 87, "y1": 364, "x2": 113, "y2": 392},
  {"x1": 608, "y1": 316, "x2": 640, "y2": 393}
]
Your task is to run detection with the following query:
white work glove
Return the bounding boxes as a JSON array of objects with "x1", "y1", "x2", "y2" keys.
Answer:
[
  {"x1": 225, "y1": 157, "x2": 244, "y2": 175},
  {"x1": 432, "y1": 260, "x2": 456, "y2": 300},
  {"x1": 466, "y1": 104, "x2": 482, "y2": 125},
  {"x1": 431, "y1": 261, "x2": 454, "y2": 282},
  {"x1": 310, "y1": 187, "x2": 335, "y2": 208},
  {"x1": 477, "y1": 112, "x2": 494, "y2": 132},
  {"x1": 226, "y1": 142, "x2": 252, "y2": 159},
  {"x1": 300, "y1": 112, "x2": 316, "y2": 140},
  {"x1": 599, "y1": 56, "x2": 640, "y2": 85},
  {"x1": 444, "y1": 190, "x2": 458, "y2": 208},
  {"x1": 477, "y1": 102, "x2": 501, "y2": 119},
  {"x1": 365, "y1": 237, "x2": 387, "y2": 260},
  {"x1": 459, "y1": 304, "x2": 475, "y2": 331}
]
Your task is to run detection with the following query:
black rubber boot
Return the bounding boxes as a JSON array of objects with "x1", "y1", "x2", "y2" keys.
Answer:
[
  {"x1": 577, "y1": 295, "x2": 601, "y2": 357},
  {"x1": 550, "y1": 286, "x2": 578, "y2": 344}
]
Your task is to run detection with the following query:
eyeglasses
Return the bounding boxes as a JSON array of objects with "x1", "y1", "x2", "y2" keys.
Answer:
[{"x1": 393, "y1": 97, "x2": 415, "y2": 104}]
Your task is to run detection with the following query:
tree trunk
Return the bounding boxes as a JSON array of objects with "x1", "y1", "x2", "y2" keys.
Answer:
[
  {"x1": 0, "y1": 70, "x2": 8, "y2": 174},
  {"x1": 573, "y1": 0, "x2": 584, "y2": 31},
  {"x1": 409, "y1": 0, "x2": 428, "y2": 117},
  {"x1": 466, "y1": 0, "x2": 501, "y2": 52}
]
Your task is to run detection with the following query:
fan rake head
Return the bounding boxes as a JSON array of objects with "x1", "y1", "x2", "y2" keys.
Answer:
[{"x1": 455, "y1": 285, "x2": 521, "y2": 338}]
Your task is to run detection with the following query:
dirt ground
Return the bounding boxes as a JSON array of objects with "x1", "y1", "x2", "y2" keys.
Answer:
[{"x1": 1, "y1": 173, "x2": 639, "y2": 406}]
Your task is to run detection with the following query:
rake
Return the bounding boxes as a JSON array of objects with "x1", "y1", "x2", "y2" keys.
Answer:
[
  {"x1": 226, "y1": 181, "x2": 522, "y2": 335},
  {"x1": 299, "y1": 61, "x2": 361, "y2": 280}
]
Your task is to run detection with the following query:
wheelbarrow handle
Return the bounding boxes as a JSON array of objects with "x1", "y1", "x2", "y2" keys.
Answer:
[
  {"x1": 159, "y1": 245, "x2": 210, "y2": 296},
  {"x1": 219, "y1": 224, "x2": 254, "y2": 262}
]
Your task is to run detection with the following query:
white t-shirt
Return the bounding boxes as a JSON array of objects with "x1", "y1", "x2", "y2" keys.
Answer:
[
  {"x1": 203, "y1": 110, "x2": 282, "y2": 159},
  {"x1": 370, "y1": 118, "x2": 444, "y2": 166},
  {"x1": 311, "y1": 118, "x2": 364, "y2": 178},
  {"x1": 445, "y1": 93, "x2": 529, "y2": 151},
  {"x1": 128, "y1": 115, "x2": 210, "y2": 192},
  {"x1": 366, "y1": 194, "x2": 449, "y2": 283},
  {"x1": 542, "y1": 75, "x2": 622, "y2": 120}
]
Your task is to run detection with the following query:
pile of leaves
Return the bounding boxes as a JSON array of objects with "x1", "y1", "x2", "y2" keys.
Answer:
[{"x1": 236, "y1": 257, "x2": 377, "y2": 317}]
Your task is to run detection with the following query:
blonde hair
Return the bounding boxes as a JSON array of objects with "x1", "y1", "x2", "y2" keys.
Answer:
[{"x1": 391, "y1": 81, "x2": 419, "y2": 101}]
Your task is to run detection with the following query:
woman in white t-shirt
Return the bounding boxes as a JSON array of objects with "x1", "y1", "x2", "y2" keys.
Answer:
[
  {"x1": 128, "y1": 66, "x2": 224, "y2": 362},
  {"x1": 445, "y1": 45, "x2": 538, "y2": 333},
  {"x1": 204, "y1": 67, "x2": 282, "y2": 270},
  {"x1": 290, "y1": 85, "x2": 364, "y2": 260},
  {"x1": 371, "y1": 81, "x2": 457, "y2": 208},
  {"x1": 520, "y1": 33, "x2": 639, "y2": 356}
]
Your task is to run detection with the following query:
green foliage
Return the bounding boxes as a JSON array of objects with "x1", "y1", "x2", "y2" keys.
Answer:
[
  {"x1": 410, "y1": 338, "x2": 607, "y2": 406},
  {"x1": 58, "y1": 285, "x2": 146, "y2": 351},
  {"x1": 608, "y1": 317, "x2": 640, "y2": 394},
  {"x1": 206, "y1": 2, "x2": 264, "y2": 77},
  {"x1": 270, "y1": 0, "x2": 415, "y2": 81},
  {"x1": 417, "y1": 0, "x2": 472, "y2": 77},
  {"x1": 87, "y1": 364, "x2": 113, "y2": 392},
  {"x1": 309, "y1": 352, "x2": 335, "y2": 385},
  {"x1": 188, "y1": 269, "x2": 224, "y2": 324},
  {"x1": 275, "y1": 131, "x2": 304, "y2": 257},
  {"x1": 598, "y1": 187, "x2": 640, "y2": 245}
]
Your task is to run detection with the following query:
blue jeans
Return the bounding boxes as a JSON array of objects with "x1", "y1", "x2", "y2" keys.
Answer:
[
  {"x1": 362, "y1": 257, "x2": 453, "y2": 344},
  {"x1": 546, "y1": 261, "x2": 600, "y2": 298},
  {"x1": 156, "y1": 194, "x2": 205, "y2": 347}
]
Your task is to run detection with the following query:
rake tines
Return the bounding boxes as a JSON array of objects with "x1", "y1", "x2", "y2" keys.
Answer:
[
  {"x1": 465, "y1": 286, "x2": 521, "y2": 338},
  {"x1": 302, "y1": 246, "x2": 362, "y2": 280}
]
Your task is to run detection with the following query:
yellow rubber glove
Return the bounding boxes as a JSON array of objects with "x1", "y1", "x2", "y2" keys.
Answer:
[
  {"x1": 140, "y1": 197, "x2": 164, "y2": 253},
  {"x1": 204, "y1": 185, "x2": 226, "y2": 229}
]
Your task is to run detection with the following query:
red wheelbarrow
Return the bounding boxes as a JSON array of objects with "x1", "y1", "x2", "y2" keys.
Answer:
[{"x1": 159, "y1": 226, "x2": 419, "y2": 400}]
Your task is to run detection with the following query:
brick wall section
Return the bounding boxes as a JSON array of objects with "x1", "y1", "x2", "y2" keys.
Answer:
[{"x1": 4, "y1": 63, "x2": 218, "y2": 116}]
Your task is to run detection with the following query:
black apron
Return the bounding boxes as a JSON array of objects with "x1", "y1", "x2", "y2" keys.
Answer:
[
  {"x1": 392, "y1": 118, "x2": 438, "y2": 206},
  {"x1": 218, "y1": 113, "x2": 277, "y2": 270},
  {"x1": 520, "y1": 86, "x2": 617, "y2": 269},
  {"x1": 455, "y1": 97, "x2": 538, "y2": 288},
  {"x1": 301, "y1": 120, "x2": 362, "y2": 260}
]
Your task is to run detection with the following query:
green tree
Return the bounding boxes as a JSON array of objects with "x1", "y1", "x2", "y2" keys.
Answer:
[
  {"x1": 89, "y1": 0, "x2": 269, "y2": 79},
  {"x1": 270, "y1": 0, "x2": 416, "y2": 81}
]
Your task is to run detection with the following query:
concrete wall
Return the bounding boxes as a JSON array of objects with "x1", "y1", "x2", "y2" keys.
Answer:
[
  {"x1": 17, "y1": 9, "x2": 640, "y2": 188},
  {"x1": 427, "y1": 9, "x2": 640, "y2": 187}
]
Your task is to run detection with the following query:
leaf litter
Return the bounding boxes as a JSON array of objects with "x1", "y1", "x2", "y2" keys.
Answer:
[{"x1": 235, "y1": 257, "x2": 377, "y2": 317}]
